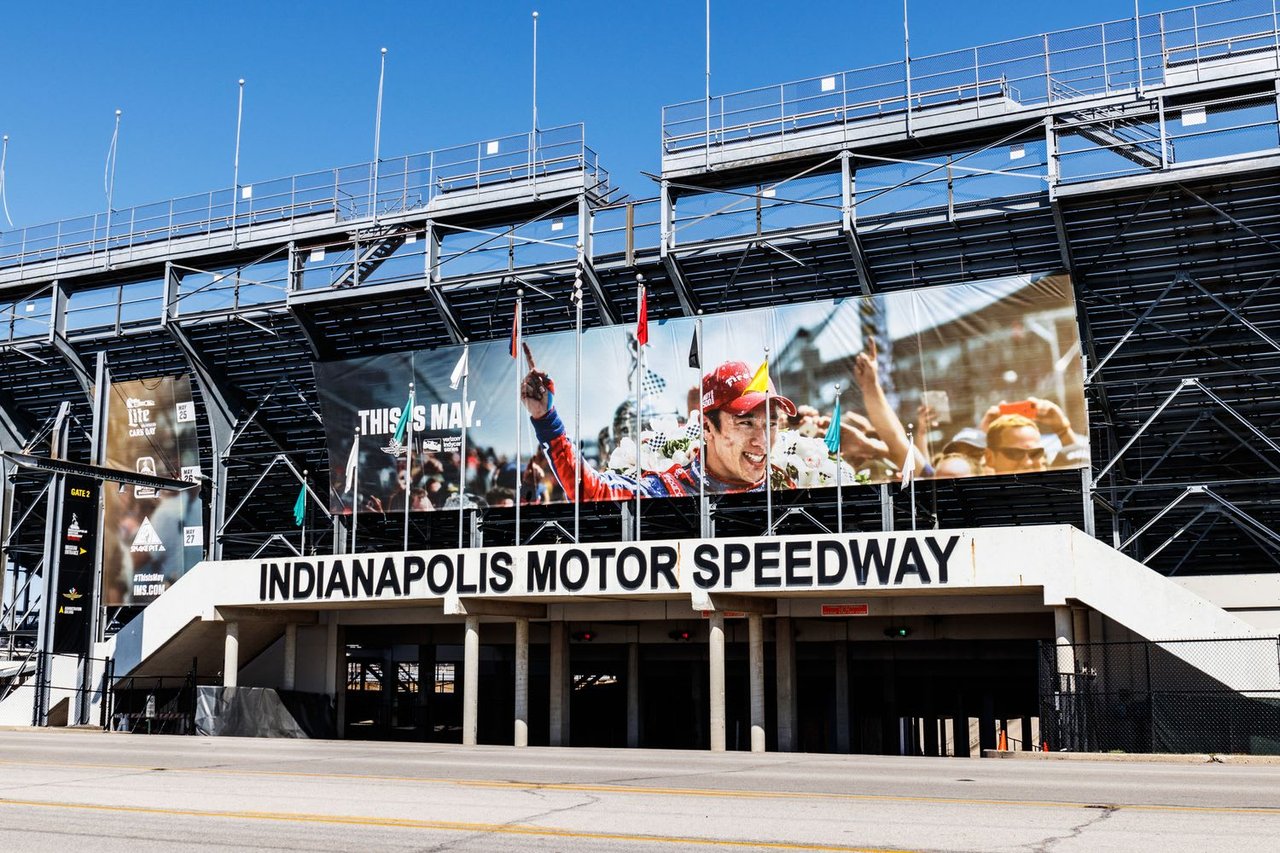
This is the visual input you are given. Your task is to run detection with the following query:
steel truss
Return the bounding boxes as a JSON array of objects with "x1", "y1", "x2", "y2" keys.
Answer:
[{"x1": 2, "y1": 6, "x2": 1280, "y2": 593}]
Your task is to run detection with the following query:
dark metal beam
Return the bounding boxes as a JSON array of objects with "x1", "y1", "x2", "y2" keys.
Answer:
[
  {"x1": 286, "y1": 302, "x2": 339, "y2": 361},
  {"x1": 46, "y1": 283, "x2": 92, "y2": 399},
  {"x1": 579, "y1": 259, "x2": 620, "y2": 325},
  {"x1": 842, "y1": 152, "x2": 876, "y2": 296},
  {"x1": 660, "y1": 252, "x2": 700, "y2": 317}
]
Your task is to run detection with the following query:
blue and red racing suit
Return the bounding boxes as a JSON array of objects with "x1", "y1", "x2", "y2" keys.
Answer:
[{"x1": 530, "y1": 405, "x2": 784, "y2": 500}]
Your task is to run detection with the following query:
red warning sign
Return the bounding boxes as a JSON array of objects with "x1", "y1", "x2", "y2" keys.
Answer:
[{"x1": 821, "y1": 603, "x2": 869, "y2": 617}]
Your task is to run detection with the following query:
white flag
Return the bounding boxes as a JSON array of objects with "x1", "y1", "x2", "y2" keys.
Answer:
[
  {"x1": 449, "y1": 347, "x2": 469, "y2": 391},
  {"x1": 344, "y1": 436, "x2": 359, "y2": 494},
  {"x1": 899, "y1": 444, "x2": 918, "y2": 492}
]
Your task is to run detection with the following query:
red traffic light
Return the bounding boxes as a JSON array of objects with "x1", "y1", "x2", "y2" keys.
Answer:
[
  {"x1": 571, "y1": 630, "x2": 595, "y2": 642},
  {"x1": 668, "y1": 629, "x2": 692, "y2": 641}
]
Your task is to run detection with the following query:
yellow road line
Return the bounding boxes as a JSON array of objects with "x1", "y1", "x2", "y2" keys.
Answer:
[
  {"x1": 0, "y1": 796, "x2": 910, "y2": 852},
  {"x1": 0, "y1": 758, "x2": 1277, "y2": 816}
]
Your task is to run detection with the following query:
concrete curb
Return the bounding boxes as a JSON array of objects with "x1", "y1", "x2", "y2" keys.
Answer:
[
  {"x1": 983, "y1": 749, "x2": 1280, "y2": 765},
  {"x1": 0, "y1": 725, "x2": 110, "y2": 734}
]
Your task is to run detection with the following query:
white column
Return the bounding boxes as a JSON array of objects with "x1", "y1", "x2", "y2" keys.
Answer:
[
  {"x1": 463, "y1": 614, "x2": 480, "y2": 746},
  {"x1": 282, "y1": 623, "x2": 297, "y2": 691},
  {"x1": 549, "y1": 621, "x2": 568, "y2": 746},
  {"x1": 1072, "y1": 606, "x2": 1091, "y2": 676},
  {"x1": 514, "y1": 617, "x2": 529, "y2": 747},
  {"x1": 223, "y1": 622, "x2": 239, "y2": 688},
  {"x1": 708, "y1": 612, "x2": 726, "y2": 752},
  {"x1": 626, "y1": 640, "x2": 640, "y2": 748},
  {"x1": 1054, "y1": 606, "x2": 1076, "y2": 691},
  {"x1": 775, "y1": 616, "x2": 796, "y2": 752},
  {"x1": 748, "y1": 613, "x2": 765, "y2": 753}
]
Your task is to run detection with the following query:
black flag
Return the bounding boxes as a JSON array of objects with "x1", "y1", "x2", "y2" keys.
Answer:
[{"x1": 688, "y1": 326, "x2": 700, "y2": 369}]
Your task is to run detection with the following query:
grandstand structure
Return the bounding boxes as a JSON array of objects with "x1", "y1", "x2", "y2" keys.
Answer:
[{"x1": 2, "y1": 0, "x2": 1279, "y2": 751}]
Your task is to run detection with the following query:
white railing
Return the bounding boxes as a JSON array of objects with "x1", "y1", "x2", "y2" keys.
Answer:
[
  {"x1": 662, "y1": 0, "x2": 1280, "y2": 154},
  {"x1": 0, "y1": 123, "x2": 609, "y2": 272}
]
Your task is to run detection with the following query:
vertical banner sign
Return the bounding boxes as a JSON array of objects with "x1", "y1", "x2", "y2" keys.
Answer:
[
  {"x1": 101, "y1": 375, "x2": 203, "y2": 606},
  {"x1": 53, "y1": 475, "x2": 98, "y2": 654}
]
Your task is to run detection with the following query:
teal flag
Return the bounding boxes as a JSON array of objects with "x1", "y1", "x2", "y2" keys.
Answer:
[
  {"x1": 392, "y1": 395, "x2": 412, "y2": 445},
  {"x1": 824, "y1": 396, "x2": 842, "y2": 455},
  {"x1": 293, "y1": 483, "x2": 307, "y2": 527}
]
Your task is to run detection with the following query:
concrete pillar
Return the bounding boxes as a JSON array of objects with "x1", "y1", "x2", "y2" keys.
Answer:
[
  {"x1": 748, "y1": 613, "x2": 765, "y2": 753},
  {"x1": 282, "y1": 623, "x2": 297, "y2": 691},
  {"x1": 708, "y1": 613, "x2": 726, "y2": 751},
  {"x1": 923, "y1": 714, "x2": 939, "y2": 756},
  {"x1": 1054, "y1": 606, "x2": 1077, "y2": 691},
  {"x1": 1072, "y1": 606, "x2": 1091, "y2": 676},
  {"x1": 514, "y1": 617, "x2": 529, "y2": 747},
  {"x1": 462, "y1": 614, "x2": 480, "y2": 746},
  {"x1": 549, "y1": 621, "x2": 569, "y2": 746},
  {"x1": 834, "y1": 640, "x2": 850, "y2": 753},
  {"x1": 775, "y1": 616, "x2": 796, "y2": 752},
  {"x1": 223, "y1": 622, "x2": 239, "y2": 688},
  {"x1": 626, "y1": 640, "x2": 640, "y2": 748},
  {"x1": 326, "y1": 616, "x2": 345, "y2": 736}
]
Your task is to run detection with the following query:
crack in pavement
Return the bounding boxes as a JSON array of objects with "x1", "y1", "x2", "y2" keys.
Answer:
[
  {"x1": 1026, "y1": 804, "x2": 1119, "y2": 853},
  {"x1": 410, "y1": 787, "x2": 602, "y2": 853}
]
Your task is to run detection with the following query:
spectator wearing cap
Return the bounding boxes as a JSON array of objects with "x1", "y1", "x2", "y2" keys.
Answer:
[
  {"x1": 519, "y1": 354, "x2": 797, "y2": 499},
  {"x1": 942, "y1": 427, "x2": 987, "y2": 473}
]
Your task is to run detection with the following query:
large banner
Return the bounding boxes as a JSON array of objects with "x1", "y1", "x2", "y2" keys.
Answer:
[
  {"x1": 101, "y1": 376, "x2": 204, "y2": 606},
  {"x1": 53, "y1": 476, "x2": 98, "y2": 654},
  {"x1": 315, "y1": 272, "x2": 1087, "y2": 514}
]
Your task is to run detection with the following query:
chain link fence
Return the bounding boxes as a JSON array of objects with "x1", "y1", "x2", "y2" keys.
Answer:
[{"x1": 1039, "y1": 636, "x2": 1280, "y2": 755}]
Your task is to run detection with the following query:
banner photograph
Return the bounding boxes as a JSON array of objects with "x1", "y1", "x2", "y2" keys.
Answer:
[
  {"x1": 315, "y1": 272, "x2": 1087, "y2": 514},
  {"x1": 101, "y1": 375, "x2": 204, "y2": 606}
]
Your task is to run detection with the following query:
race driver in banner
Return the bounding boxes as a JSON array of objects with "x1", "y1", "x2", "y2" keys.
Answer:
[{"x1": 520, "y1": 343, "x2": 878, "y2": 499}]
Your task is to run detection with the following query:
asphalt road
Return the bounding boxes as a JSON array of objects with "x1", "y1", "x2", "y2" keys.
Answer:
[{"x1": 0, "y1": 731, "x2": 1277, "y2": 852}]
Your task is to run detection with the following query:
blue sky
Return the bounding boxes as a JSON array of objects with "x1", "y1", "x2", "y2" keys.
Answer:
[{"x1": 0, "y1": 0, "x2": 1195, "y2": 229}]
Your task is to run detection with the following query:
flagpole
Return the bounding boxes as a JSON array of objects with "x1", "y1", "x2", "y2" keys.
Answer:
[
  {"x1": 458, "y1": 342, "x2": 469, "y2": 549},
  {"x1": 907, "y1": 425, "x2": 917, "y2": 532},
  {"x1": 573, "y1": 273, "x2": 583, "y2": 543},
  {"x1": 764, "y1": 346, "x2": 773, "y2": 534},
  {"x1": 403, "y1": 381, "x2": 414, "y2": 551},
  {"x1": 103, "y1": 109, "x2": 122, "y2": 261},
  {"x1": 371, "y1": 47, "x2": 387, "y2": 224},
  {"x1": 835, "y1": 383, "x2": 843, "y2": 534},
  {"x1": 903, "y1": 0, "x2": 914, "y2": 136},
  {"x1": 232, "y1": 78, "x2": 245, "y2": 247},
  {"x1": 634, "y1": 276, "x2": 644, "y2": 541},
  {"x1": 301, "y1": 469, "x2": 308, "y2": 556},
  {"x1": 352, "y1": 427, "x2": 361, "y2": 553},
  {"x1": 704, "y1": 0, "x2": 711, "y2": 171},
  {"x1": 696, "y1": 316, "x2": 707, "y2": 537},
  {"x1": 0, "y1": 134, "x2": 13, "y2": 228},
  {"x1": 515, "y1": 290, "x2": 523, "y2": 546}
]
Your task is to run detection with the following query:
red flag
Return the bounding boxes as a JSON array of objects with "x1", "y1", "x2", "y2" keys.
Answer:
[
  {"x1": 510, "y1": 303, "x2": 520, "y2": 358},
  {"x1": 637, "y1": 288, "x2": 649, "y2": 347}
]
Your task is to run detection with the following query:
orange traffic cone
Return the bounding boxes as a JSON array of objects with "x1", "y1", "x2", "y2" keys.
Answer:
[
  {"x1": 998, "y1": 730, "x2": 1008, "y2": 751},
  {"x1": 1042, "y1": 740, "x2": 1049, "y2": 752}
]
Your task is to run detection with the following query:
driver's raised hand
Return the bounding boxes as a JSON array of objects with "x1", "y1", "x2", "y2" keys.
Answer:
[{"x1": 520, "y1": 341, "x2": 553, "y2": 418}]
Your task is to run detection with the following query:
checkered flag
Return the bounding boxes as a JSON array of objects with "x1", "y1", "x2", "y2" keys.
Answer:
[{"x1": 641, "y1": 367, "x2": 667, "y2": 397}]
